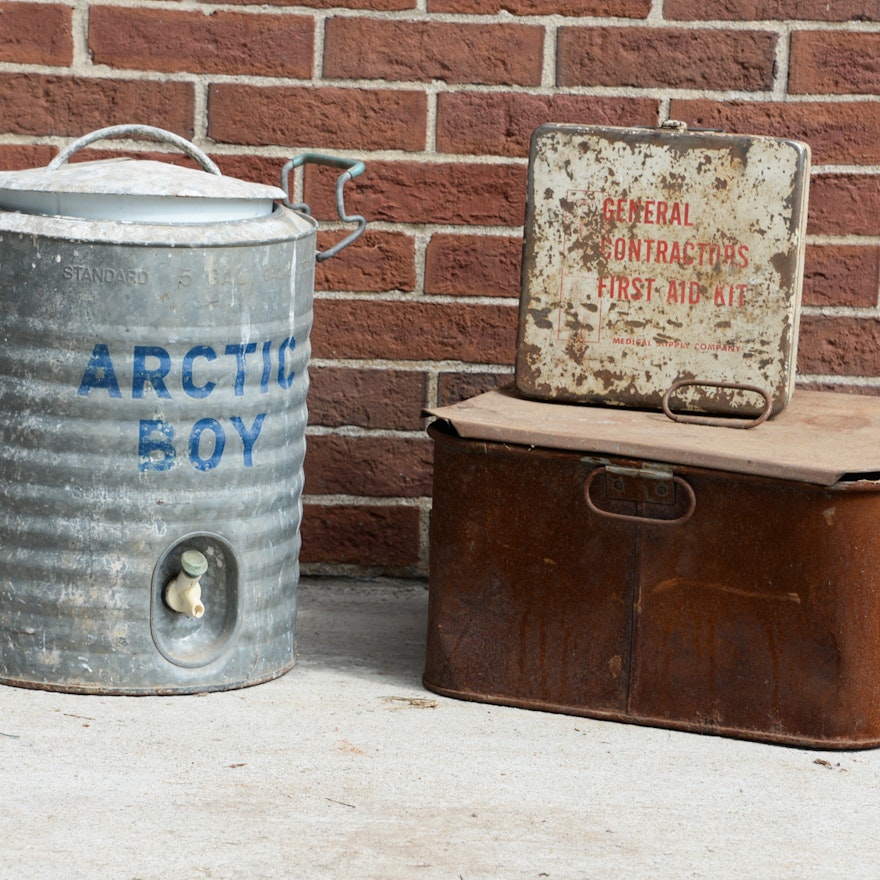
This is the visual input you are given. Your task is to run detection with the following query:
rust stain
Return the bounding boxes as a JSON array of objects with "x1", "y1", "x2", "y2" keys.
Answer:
[{"x1": 651, "y1": 576, "x2": 802, "y2": 604}]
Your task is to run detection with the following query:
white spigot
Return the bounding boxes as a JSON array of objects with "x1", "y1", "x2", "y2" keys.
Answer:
[{"x1": 164, "y1": 549, "x2": 208, "y2": 619}]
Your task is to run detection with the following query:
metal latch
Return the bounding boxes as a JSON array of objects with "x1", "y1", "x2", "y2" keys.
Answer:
[
  {"x1": 603, "y1": 464, "x2": 677, "y2": 506},
  {"x1": 585, "y1": 464, "x2": 696, "y2": 526}
]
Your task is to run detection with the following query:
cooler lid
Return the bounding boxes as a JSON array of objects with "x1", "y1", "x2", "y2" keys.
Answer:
[
  {"x1": 0, "y1": 158, "x2": 286, "y2": 223},
  {"x1": 0, "y1": 125, "x2": 286, "y2": 223},
  {"x1": 426, "y1": 388, "x2": 880, "y2": 486}
]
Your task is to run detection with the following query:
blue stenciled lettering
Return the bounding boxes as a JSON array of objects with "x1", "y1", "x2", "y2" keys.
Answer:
[
  {"x1": 277, "y1": 336, "x2": 296, "y2": 390},
  {"x1": 189, "y1": 418, "x2": 226, "y2": 471},
  {"x1": 225, "y1": 343, "x2": 258, "y2": 397},
  {"x1": 182, "y1": 345, "x2": 217, "y2": 400},
  {"x1": 132, "y1": 346, "x2": 172, "y2": 399},
  {"x1": 260, "y1": 340, "x2": 272, "y2": 394},
  {"x1": 78, "y1": 343, "x2": 122, "y2": 398},
  {"x1": 138, "y1": 420, "x2": 176, "y2": 472},
  {"x1": 79, "y1": 337, "x2": 294, "y2": 471},
  {"x1": 137, "y1": 415, "x2": 266, "y2": 471},
  {"x1": 78, "y1": 337, "x2": 295, "y2": 399},
  {"x1": 230, "y1": 414, "x2": 266, "y2": 467}
]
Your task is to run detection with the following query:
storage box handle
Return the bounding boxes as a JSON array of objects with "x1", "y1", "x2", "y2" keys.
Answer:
[
  {"x1": 584, "y1": 467, "x2": 696, "y2": 526},
  {"x1": 662, "y1": 379, "x2": 772, "y2": 429}
]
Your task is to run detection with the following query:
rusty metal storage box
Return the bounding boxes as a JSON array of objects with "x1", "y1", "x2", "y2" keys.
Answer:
[
  {"x1": 424, "y1": 389, "x2": 880, "y2": 749},
  {"x1": 517, "y1": 124, "x2": 810, "y2": 417}
]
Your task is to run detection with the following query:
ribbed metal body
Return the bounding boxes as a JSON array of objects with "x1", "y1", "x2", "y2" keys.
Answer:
[{"x1": 0, "y1": 206, "x2": 316, "y2": 693}]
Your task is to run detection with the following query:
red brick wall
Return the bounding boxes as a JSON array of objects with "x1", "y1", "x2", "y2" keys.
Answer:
[{"x1": 2, "y1": 1, "x2": 879, "y2": 576}]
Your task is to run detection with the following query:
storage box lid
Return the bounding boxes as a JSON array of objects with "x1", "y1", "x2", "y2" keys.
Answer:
[{"x1": 426, "y1": 388, "x2": 880, "y2": 486}]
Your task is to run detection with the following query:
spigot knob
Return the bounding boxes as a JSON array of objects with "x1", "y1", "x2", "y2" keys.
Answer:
[{"x1": 180, "y1": 549, "x2": 208, "y2": 578}]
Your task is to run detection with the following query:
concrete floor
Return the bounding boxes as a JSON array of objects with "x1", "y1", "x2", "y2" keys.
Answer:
[{"x1": 1, "y1": 577, "x2": 878, "y2": 880}]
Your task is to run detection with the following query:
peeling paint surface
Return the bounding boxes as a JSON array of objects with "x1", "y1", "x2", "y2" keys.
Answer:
[{"x1": 517, "y1": 125, "x2": 810, "y2": 416}]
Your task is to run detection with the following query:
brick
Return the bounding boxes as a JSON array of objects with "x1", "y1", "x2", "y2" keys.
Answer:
[
  {"x1": 669, "y1": 99, "x2": 880, "y2": 166},
  {"x1": 803, "y1": 245, "x2": 880, "y2": 309},
  {"x1": 209, "y1": 85, "x2": 426, "y2": 152},
  {"x1": 55, "y1": 148, "x2": 206, "y2": 170},
  {"x1": 808, "y1": 174, "x2": 880, "y2": 236},
  {"x1": 437, "y1": 370, "x2": 515, "y2": 406},
  {"x1": 308, "y1": 366, "x2": 428, "y2": 430},
  {"x1": 557, "y1": 27, "x2": 777, "y2": 91},
  {"x1": 0, "y1": 2, "x2": 72, "y2": 64},
  {"x1": 300, "y1": 503, "x2": 421, "y2": 567},
  {"x1": 436, "y1": 93, "x2": 658, "y2": 158},
  {"x1": 210, "y1": 154, "x2": 285, "y2": 189},
  {"x1": 425, "y1": 234, "x2": 522, "y2": 298},
  {"x1": 665, "y1": 0, "x2": 880, "y2": 19},
  {"x1": 790, "y1": 31, "x2": 880, "y2": 95},
  {"x1": 303, "y1": 161, "x2": 528, "y2": 226},
  {"x1": 0, "y1": 144, "x2": 56, "y2": 171},
  {"x1": 315, "y1": 230, "x2": 415, "y2": 293},
  {"x1": 218, "y1": 0, "x2": 413, "y2": 7},
  {"x1": 89, "y1": 8, "x2": 312, "y2": 77},
  {"x1": 429, "y1": 0, "x2": 650, "y2": 14},
  {"x1": 0, "y1": 75, "x2": 194, "y2": 137},
  {"x1": 304, "y1": 434, "x2": 433, "y2": 497},
  {"x1": 310, "y1": 299, "x2": 517, "y2": 364},
  {"x1": 796, "y1": 381, "x2": 880, "y2": 396},
  {"x1": 798, "y1": 316, "x2": 880, "y2": 377},
  {"x1": 324, "y1": 17, "x2": 544, "y2": 86}
]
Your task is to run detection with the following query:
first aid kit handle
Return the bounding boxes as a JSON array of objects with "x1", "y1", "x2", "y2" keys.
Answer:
[
  {"x1": 662, "y1": 379, "x2": 772, "y2": 429},
  {"x1": 48, "y1": 125, "x2": 221, "y2": 175},
  {"x1": 281, "y1": 154, "x2": 367, "y2": 262}
]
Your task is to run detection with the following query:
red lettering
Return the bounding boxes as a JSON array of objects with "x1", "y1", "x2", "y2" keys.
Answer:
[
  {"x1": 628, "y1": 239, "x2": 642, "y2": 261},
  {"x1": 601, "y1": 198, "x2": 694, "y2": 227},
  {"x1": 630, "y1": 277, "x2": 655, "y2": 302},
  {"x1": 713, "y1": 283, "x2": 748, "y2": 307}
]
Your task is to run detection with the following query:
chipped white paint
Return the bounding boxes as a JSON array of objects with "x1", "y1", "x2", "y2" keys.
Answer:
[{"x1": 517, "y1": 124, "x2": 810, "y2": 417}]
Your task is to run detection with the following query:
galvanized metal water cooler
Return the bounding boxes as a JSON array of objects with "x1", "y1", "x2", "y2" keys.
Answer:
[{"x1": 0, "y1": 125, "x2": 365, "y2": 694}]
